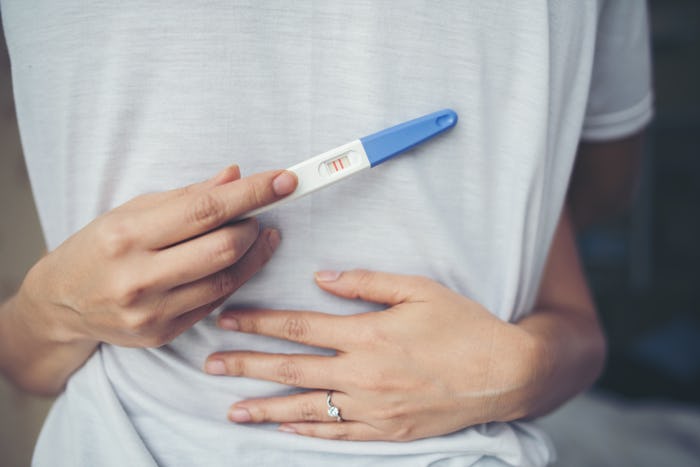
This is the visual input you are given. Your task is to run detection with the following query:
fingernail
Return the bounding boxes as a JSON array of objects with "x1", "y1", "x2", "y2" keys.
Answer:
[
  {"x1": 218, "y1": 316, "x2": 239, "y2": 331},
  {"x1": 229, "y1": 407, "x2": 252, "y2": 423},
  {"x1": 272, "y1": 171, "x2": 297, "y2": 196},
  {"x1": 205, "y1": 359, "x2": 226, "y2": 375},
  {"x1": 267, "y1": 229, "x2": 281, "y2": 250},
  {"x1": 315, "y1": 270, "x2": 341, "y2": 282},
  {"x1": 278, "y1": 424, "x2": 297, "y2": 434}
]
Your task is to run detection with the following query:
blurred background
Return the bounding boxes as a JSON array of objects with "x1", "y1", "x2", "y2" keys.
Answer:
[
  {"x1": 1, "y1": 1, "x2": 698, "y2": 466},
  {"x1": 533, "y1": 2, "x2": 700, "y2": 465}
]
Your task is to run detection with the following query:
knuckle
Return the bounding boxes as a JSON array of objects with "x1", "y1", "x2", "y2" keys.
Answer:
[
  {"x1": 211, "y1": 267, "x2": 242, "y2": 298},
  {"x1": 253, "y1": 405, "x2": 270, "y2": 422},
  {"x1": 122, "y1": 311, "x2": 159, "y2": 336},
  {"x1": 213, "y1": 354, "x2": 244, "y2": 376},
  {"x1": 209, "y1": 231, "x2": 244, "y2": 266},
  {"x1": 281, "y1": 316, "x2": 311, "y2": 343},
  {"x1": 236, "y1": 315, "x2": 259, "y2": 335},
  {"x1": 355, "y1": 269, "x2": 375, "y2": 287},
  {"x1": 111, "y1": 276, "x2": 147, "y2": 308},
  {"x1": 352, "y1": 269, "x2": 376, "y2": 299},
  {"x1": 276, "y1": 359, "x2": 303, "y2": 386},
  {"x1": 243, "y1": 178, "x2": 271, "y2": 209},
  {"x1": 96, "y1": 215, "x2": 136, "y2": 258},
  {"x1": 110, "y1": 268, "x2": 160, "y2": 309},
  {"x1": 299, "y1": 400, "x2": 317, "y2": 422},
  {"x1": 227, "y1": 357, "x2": 245, "y2": 376},
  {"x1": 188, "y1": 192, "x2": 225, "y2": 229},
  {"x1": 152, "y1": 294, "x2": 171, "y2": 320}
]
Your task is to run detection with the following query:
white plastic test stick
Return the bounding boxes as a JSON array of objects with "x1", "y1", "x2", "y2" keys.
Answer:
[{"x1": 236, "y1": 109, "x2": 458, "y2": 220}]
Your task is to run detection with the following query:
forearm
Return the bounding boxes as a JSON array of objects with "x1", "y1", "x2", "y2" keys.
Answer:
[
  {"x1": 514, "y1": 305, "x2": 606, "y2": 418},
  {"x1": 0, "y1": 276, "x2": 97, "y2": 396},
  {"x1": 508, "y1": 206, "x2": 606, "y2": 419},
  {"x1": 0, "y1": 168, "x2": 296, "y2": 397},
  {"x1": 511, "y1": 134, "x2": 645, "y2": 414}
]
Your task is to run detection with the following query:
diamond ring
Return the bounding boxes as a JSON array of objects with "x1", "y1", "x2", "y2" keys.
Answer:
[{"x1": 326, "y1": 390, "x2": 343, "y2": 422}]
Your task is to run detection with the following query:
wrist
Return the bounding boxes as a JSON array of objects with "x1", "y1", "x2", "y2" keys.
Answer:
[
  {"x1": 16, "y1": 260, "x2": 94, "y2": 346},
  {"x1": 491, "y1": 324, "x2": 549, "y2": 422},
  {"x1": 1, "y1": 269, "x2": 97, "y2": 395}
]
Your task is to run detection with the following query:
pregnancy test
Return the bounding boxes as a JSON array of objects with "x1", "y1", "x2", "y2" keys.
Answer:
[{"x1": 237, "y1": 108, "x2": 458, "y2": 220}]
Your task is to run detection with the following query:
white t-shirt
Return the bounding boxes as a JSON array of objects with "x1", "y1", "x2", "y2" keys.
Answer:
[{"x1": 1, "y1": 1, "x2": 652, "y2": 466}]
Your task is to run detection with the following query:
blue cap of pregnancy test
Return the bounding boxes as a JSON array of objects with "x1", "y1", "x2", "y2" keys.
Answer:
[{"x1": 359, "y1": 109, "x2": 458, "y2": 167}]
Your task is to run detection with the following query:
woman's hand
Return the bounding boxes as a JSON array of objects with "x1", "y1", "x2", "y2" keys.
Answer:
[
  {"x1": 3, "y1": 164, "x2": 298, "y2": 394},
  {"x1": 204, "y1": 209, "x2": 606, "y2": 442},
  {"x1": 205, "y1": 269, "x2": 539, "y2": 442},
  {"x1": 19, "y1": 165, "x2": 297, "y2": 349}
]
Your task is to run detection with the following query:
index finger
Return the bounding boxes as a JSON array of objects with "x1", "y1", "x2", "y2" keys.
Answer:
[
  {"x1": 140, "y1": 169, "x2": 297, "y2": 248},
  {"x1": 217, "y1": 309, "x2": 359, "y2": 351}
]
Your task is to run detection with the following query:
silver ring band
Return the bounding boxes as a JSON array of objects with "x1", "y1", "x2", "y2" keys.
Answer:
[{"x1": 326, "y1": 390, "x2": 343, "y2": 422}]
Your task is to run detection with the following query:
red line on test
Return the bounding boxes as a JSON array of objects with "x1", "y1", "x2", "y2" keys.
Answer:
[{"x1": 339, "y1": 159, "x2": 344, "y2": 169}]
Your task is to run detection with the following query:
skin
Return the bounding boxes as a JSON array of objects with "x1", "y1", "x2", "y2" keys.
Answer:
[
  {"x1": 0, "y1": 131, "x2": 643, "y2": 443},
  {"x1": 205, "y1": 208, "x2": 605, "y2": 441},
  {"x1": 0, "y1": 165, "x2": 298, "y2": 395},
  {"x1": 202, "y1": 131, "x2": 645, "y2": 442}
]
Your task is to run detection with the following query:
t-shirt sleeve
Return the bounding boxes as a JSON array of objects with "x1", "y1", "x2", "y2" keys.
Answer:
[{"x1": 581, "y1": 0, "x2": 654, "y2": 142}]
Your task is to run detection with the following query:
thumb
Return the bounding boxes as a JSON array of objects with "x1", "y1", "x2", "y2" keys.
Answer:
[{"x1": 314, "y1": 269, "x2": 431, "y2": 306}]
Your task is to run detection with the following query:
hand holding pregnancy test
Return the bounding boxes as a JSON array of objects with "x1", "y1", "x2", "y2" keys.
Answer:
[{"x1": 237, "y1": 108, "x2": 458, "y2": 220}]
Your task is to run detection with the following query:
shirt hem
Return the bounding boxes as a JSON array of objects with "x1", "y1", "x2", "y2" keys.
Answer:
[{"x1": 580, "y1": 92, "x2": 654, "y2": 142}]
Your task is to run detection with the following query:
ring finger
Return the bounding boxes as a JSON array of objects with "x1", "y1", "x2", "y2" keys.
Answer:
[
  {"x1": 229, "y1": 390, "x2": 353, "y2": 424},
  {"x1": 150, "y1": 229, "x2": 278, "y2": 320},
  {"x1": 150, "y1": 218, "x2": 260, "y2": 290}
]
